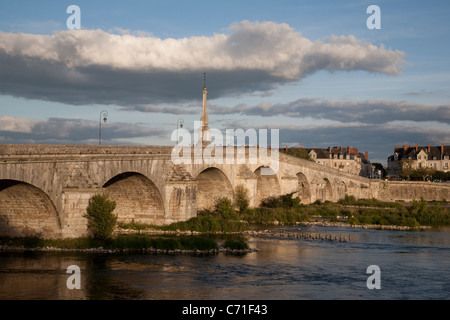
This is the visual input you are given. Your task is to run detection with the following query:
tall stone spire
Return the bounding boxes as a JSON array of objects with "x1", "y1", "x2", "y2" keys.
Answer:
[{"x1": 200, "y1": 73, "x2": 210, "y2": 143}]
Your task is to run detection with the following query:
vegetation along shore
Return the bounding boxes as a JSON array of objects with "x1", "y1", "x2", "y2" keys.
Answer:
[{"x1": 1, "y1": 190, "x2": 448, "y2": 254}]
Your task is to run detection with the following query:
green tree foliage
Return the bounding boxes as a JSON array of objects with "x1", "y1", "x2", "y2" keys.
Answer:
[
  {"x1": 234, "y1": 184, "x2": 250, "y2": 212},
  {"x1": 260, "y1": 192, "x2": 300, "y2": 208},
  {"x1": 85, "y1": 194, "x2": 117, "y2": 240},
  {"x1": 214, "y1": 197, "x2": 234, "y2": 216}
]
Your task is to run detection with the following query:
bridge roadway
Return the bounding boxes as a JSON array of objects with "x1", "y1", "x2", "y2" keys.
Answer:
[{"x1": 0, "y1": 144, "x2": 449, "y2": 238}]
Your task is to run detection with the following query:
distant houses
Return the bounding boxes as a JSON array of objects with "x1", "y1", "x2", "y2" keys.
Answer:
[
  {"x1": 284, "y1": 146, "x2": 378, "y2": 178},
  {"x1": 387, "y1": 143, "x2": 450, "y2": 178}
]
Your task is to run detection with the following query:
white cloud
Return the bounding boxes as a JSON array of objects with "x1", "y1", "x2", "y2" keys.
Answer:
[
  {"x1": 0, "y1": 21, "x2": 405, "y2": 106},
  {"x1": 0, "y1": 115, "x2": 42, "y2": 133}
]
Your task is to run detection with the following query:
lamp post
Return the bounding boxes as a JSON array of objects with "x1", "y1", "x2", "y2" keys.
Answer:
[
  {"x1": 99, "y1": 110, "x2": 108, "y2": 145},
  {"x1": 176, "y1": 118, "x2": 184, "y2": 144}
]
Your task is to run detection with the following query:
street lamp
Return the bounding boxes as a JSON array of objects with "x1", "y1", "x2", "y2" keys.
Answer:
[
  {"x1": 176, "y1": 118, "x2": 184, "y2": 144},
  {"x1": 99, "y1": 110, "x2": 108, "y2": 145}
]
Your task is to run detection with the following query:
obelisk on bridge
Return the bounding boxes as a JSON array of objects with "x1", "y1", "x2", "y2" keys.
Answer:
[{"x1": 200, "y1": 73, "x2": 210, "y2": 144}]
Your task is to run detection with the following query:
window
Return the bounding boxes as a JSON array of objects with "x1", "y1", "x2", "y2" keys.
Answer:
[{"x1": 418, "y1": 156, "x2": 421, "y2": 160}]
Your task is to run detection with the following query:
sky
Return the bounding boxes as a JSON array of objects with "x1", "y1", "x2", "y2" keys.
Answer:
[{"x1": 0, "y1": 0, "x2": 449, "y2": 164}]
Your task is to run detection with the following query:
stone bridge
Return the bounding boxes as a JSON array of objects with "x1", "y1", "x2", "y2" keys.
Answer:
[{"x1": 1, "y1": 144, "x2": 449, "y2": 238}]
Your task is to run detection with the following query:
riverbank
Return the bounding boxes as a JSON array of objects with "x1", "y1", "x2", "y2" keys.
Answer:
[{"x1": 0, "y1": 235, "x2": 257, "y2": 255}]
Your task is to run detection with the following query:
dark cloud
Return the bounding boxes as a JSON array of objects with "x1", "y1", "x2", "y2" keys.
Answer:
[
  {"x1": 208, "y1": 99, "x2": 450, "y2": 124},
  {"x1": 0, "y1": 116, "x2": 168, "y2": 145}
]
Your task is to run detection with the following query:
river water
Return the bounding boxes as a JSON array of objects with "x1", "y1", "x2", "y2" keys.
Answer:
[{"x1": 0, "y1": 224, "x2": 449, "y2": 300}]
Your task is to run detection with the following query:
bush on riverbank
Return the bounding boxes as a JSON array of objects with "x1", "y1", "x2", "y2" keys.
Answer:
[
  {"x1": 223, "y1": 238, "x2": 248, "y2": 250},
  {"x1": 84, "y1": 194, "x2": 117, "y2": 240}
]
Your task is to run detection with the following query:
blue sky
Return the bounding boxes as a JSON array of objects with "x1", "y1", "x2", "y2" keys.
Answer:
[{"x1": 0, "y1": 0, "x2": 449, "y2": 164}]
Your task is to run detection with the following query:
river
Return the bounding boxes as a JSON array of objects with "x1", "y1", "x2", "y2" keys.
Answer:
[{"x1": 0, "y1": 224, "x2": 449, "y2": 300}]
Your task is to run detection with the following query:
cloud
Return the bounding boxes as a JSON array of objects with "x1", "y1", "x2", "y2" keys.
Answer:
[
  {"x1": 0, "y1": 116, "x2": 168, "y2": 144},
  {"x1": 0, "y1": 21, "x2": 404, "y2": 106},
  {"x1": 208, "y1": 98, "x2": 450, "y2": 124},
  {"x1": 0, "y1": 115, "x2": 41, "y2": 133}
]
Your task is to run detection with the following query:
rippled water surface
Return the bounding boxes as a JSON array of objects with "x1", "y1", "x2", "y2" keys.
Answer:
[{"x1": 1, "y1": 225, "x2": 449, "y2": 300}]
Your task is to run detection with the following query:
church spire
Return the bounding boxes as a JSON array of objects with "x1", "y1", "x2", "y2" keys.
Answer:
[{"x1": 200, "y1": 73, "x2": 210, "y2": 143}]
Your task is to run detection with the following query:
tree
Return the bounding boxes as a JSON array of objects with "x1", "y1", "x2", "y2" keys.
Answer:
[
  {"x1": 399, "y1": 159, "x2": 414, "y2": 180},
  {"x1": 371, "y1": 162, "x2": 387, "y2": 178},
  {"x1": 234, "y1": 184, "x2": 250, "y2": 212},
  {"x1": 85, "y1": 194, "x2": 117, "y2": 240},
  {"x1": 404, "y1": 168, "x2": 435, "y2": 181},
  {"x1": 432, "y1": 171, "x2": 447, "y2": 181}
]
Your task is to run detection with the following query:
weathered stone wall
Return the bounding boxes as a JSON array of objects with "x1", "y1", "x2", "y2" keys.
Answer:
[{"x1": 374, "y1": 181, "x2": 450, "y2": 202}]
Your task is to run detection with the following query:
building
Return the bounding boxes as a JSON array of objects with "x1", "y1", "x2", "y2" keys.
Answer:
[
  {"x1": 387, "y1": 143, "x2": 450, "y2": 177},
  {"x1": 303, "y1": 146, "x2": 376, "y2": 178}
]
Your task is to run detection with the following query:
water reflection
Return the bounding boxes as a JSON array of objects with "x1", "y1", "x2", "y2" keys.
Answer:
[{"x1": 0, "y1": 225, "x2": 449, "y2": 300}]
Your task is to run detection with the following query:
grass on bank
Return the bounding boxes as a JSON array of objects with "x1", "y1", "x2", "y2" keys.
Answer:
[{"x1": 0, "y1": 234, "x2": 219, "y2": 252}]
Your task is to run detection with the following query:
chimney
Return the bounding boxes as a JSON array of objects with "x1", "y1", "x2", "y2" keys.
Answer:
[
  {"x1": 428, "y1": 144, "x2": 431, "y2": 153},
  {"x1": 340, "y1": 146, "x2": 342, "y2": 153},
  {"x1": 365, "y1": 151, "x2": 369, "y2": 161},
  {"x1": 403, "y1": 145, "x2": 408, "y2": 151},
  {"x1": 347, "y1": 146, "x2": 350, "y2": 153},
  {"x1": 442, "y1": 143, "x2": 444, "y2": 155},
  {"x1": 416, "y1": 144, "x2": 418, "y2": 152}
]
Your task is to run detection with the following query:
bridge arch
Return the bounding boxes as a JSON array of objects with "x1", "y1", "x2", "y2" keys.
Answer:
[
  {"x1": 296, "y1": 172, "x2": 311, "y2": 204},
  {"x1": 103, "y1": 172, "x2": 165, "y2": 225},
  {"x1": 195, "y1": 167, "x2": 233, "y2": 211},
  {"x1": 0, "y1": 179, "x2": 62, "y2": 238},
  {"x1": 254, "y1": 166, "x2": 281, "y2": 206},
  {"x1": 335, "y1": 179, "x2": 347, "y2": 200},
  {"x1": 322, "y1": 178, "x2": 333, "y2": 202}
]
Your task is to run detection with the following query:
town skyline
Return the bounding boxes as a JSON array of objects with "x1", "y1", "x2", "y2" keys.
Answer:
[{"x1": 0, "y1": 0, "x2": 449, "y2": 164}]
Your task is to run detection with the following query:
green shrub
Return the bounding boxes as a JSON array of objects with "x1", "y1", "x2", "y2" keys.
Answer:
[
  {"x1": 84, "y1": 194, "x2": 117, "y2": 240},
  {"x1": 260, "y1": 192, "x2": 300, "y2": 208},
  {"x1": 223, "y1": 239, "x2": 248, "y2": 250},
  {"x1": 179, "y1": 236, "x2": 218, "y2": 250},
  {"x1": 214, "y1": 197, "x2": 234, "y2": 216},
  {"x1": 234, "y1": 185, "x2": 250, "y2": 212}
]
